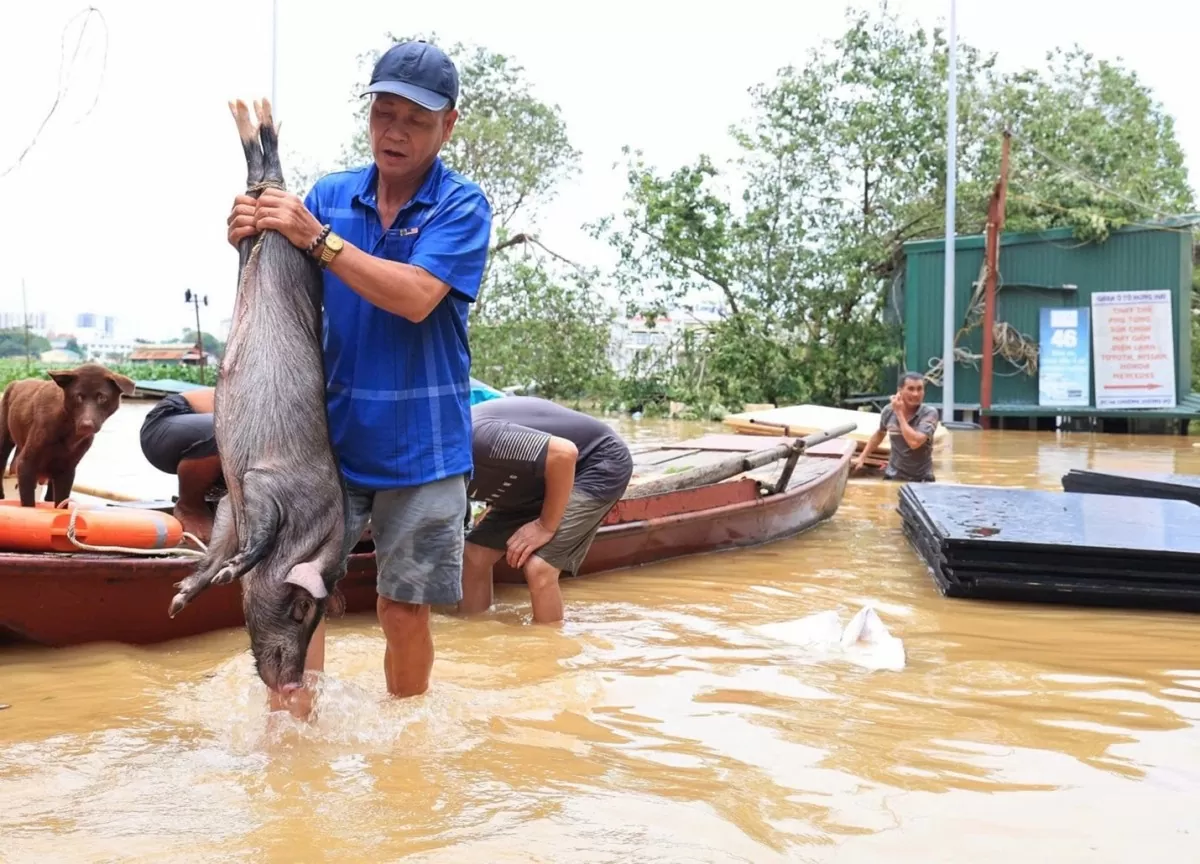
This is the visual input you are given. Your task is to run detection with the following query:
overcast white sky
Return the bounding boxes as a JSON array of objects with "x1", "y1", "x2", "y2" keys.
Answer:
[{"x1": 3, "y1": 0, "x2": 1199, "y2": 342}]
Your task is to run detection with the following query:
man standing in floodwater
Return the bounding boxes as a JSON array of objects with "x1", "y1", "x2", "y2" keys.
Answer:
[
  {"x1": 854, "y1": 372, "x2": 940, "y2": 482},
  {"x1": 226, "y1": 39, "x2": 492, "y2": 704}
]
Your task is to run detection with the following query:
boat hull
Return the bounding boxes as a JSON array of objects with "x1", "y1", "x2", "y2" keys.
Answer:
[
  {"x1": 492, "y1": 439, "x2": 852, "y2": 583},
  {"x1": 0, "y1": 440, "x2": 853, "y2": 647}
]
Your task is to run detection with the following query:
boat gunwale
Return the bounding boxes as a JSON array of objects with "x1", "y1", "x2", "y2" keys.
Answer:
[{"x1": 599, "y1": 439, "x2": 854, "y2": 537}]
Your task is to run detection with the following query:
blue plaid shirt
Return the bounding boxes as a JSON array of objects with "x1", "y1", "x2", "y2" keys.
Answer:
[{"x1": 304, "y1": 158, "x2": 492, "y2": 490}]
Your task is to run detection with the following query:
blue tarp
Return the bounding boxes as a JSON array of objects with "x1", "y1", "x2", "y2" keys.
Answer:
[
  {"x1": 470, "y1": 377, "x2": 505, "y2": 405},
  {"x1": 135, "y1": 376, "x2": 505, "y2": 405}
]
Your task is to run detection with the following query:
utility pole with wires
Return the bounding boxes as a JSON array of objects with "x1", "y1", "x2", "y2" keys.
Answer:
[
  {"x1": 940, "y1": 0, "x2": 958, "y2": 425},
  {"x1": 185, "y1": 289, "x2": 209, "y2": 384}
]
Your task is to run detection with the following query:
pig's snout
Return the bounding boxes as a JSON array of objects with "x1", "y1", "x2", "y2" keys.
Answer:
[
  {"x1": 251, "y1": 636, "x2": 310, "y2": 695},
  {"x1": 257, "y1": 660, "x2": 302, "y2": 694}
]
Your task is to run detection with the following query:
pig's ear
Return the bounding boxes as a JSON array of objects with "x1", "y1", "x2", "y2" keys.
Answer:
[
  {"x1": 106, "y1": 372, "x2": 136, "y2": 397},
  {"x1": 48, "y1": 370, "x2": 77, "y2": 390},
  {"x1": 284, "y1": 562, "x2": 328, "y2": 600}
]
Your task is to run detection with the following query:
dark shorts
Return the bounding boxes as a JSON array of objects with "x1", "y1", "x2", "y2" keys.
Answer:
[
  {"x1": 467, "y1": 487, "x2": 622, "y2": 577},
  {"x1": 342, "y1": 474, "x2": 469, "y2": 607},
  {"x1": 883, "y1": 469, "x2": 935, "y2": 483},
  {"x1": 140, "y1": 393, "x2": 218, "y2": 475}
]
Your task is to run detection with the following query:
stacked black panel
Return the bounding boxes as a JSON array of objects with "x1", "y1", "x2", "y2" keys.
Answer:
[{"x1": 899, "y1": 482, "x2": 1200, "y2": 613}]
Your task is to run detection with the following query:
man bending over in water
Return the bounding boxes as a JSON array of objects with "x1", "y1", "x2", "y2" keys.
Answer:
[
  {"x1": 460, "y1": 396, "x2": 634, "y2": 624},
  {"x1": 854, "y1": 371, "x2": 940, "y2": 483},
  {"x1": 139, "y1": 387, "x2": 223, "y2": 541}
]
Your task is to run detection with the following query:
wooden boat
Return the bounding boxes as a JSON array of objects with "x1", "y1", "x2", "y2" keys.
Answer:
[{"x1": 0, "y1": 432, "x2": 854, "y2": 648}]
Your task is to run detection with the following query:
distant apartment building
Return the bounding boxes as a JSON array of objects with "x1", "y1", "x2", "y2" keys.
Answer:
[
  {"x1": 75, "y1": 312, "x2": 117, "y2": 337},
  {"x1": 61, "y1": 312, "x2": 135, "y2": 362},
  {"x1": 0, "y1": 310, "x2": 49, "y2": 334},
  {"x1": 79, "y1": 339, "x2": 138, "y2": 363},
  {"x1": 609, "y1": 303, "x2": 725, "y2": 375}
]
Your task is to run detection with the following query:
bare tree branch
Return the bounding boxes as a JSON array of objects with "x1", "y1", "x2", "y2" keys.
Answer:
[{"x1": 490, "y1": 232, "x2": 586, "y2": 272}]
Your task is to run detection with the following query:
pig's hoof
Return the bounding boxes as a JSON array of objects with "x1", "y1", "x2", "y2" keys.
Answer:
[
  {"x1": 168, "y1": 593, "x2": 190, "y2": 618},
  {"x1": 213, "y1": 566, "x2": 236, "y2": 585}
]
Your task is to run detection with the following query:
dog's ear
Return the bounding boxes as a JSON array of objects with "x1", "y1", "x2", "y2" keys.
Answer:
[
  {"x1": 106, "y1": 372, "x2": 136, "y2": 397},
  {"x1": 48, "y1": 370, "x2": 77, "y2": 390}
]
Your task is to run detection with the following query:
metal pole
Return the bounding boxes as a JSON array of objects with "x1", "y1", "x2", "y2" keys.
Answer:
[
  {"x1": 194, "y1": 293, "x2": 205, "y2": 385},
  {"x1": 270, "y1": 0, "x2": 279, "y2": 111},
  {"x1": 22, "y1": 277, "x2": 30, "y2": 374},
  {"x1": 941, "y1": 0, "x2": 958, "y2": 424}
]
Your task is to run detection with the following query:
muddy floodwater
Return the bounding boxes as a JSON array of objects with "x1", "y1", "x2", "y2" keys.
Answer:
[{"x1": 3, "y1": 402, "x2": 1200, "y2": 862}]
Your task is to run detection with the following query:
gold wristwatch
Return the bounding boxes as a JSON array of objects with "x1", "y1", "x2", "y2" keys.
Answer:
[{"x1": 315, "y1": 230, "x2": 345, "y2": 269}]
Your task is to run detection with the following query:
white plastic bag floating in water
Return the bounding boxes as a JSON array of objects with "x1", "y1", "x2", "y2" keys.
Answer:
[{"x1": 754, "y1": 605, "x2": 906, "y2": 672}]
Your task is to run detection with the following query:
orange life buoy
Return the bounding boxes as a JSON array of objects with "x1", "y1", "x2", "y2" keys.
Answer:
[{"x1": 0, "y1": 500, "x2": 184, "y2": 553}]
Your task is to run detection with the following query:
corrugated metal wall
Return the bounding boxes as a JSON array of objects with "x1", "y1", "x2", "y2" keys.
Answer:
[{"x1": 902, "y1": 224, "x2": 1194, "y2": 408}]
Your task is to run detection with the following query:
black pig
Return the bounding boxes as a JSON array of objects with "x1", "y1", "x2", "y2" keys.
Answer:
[{"x1": 168, "y1": 99, "x2": 346, "y2": 696}]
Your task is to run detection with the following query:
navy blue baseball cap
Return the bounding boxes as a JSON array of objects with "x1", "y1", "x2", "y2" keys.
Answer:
[{"x1": 362, "y1": 40, "x2": 459, "y2": 111}]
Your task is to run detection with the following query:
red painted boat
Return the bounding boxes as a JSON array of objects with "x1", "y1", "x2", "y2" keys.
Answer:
[{"x1": 0, "y1": 435, "x2": 854, "y2": 647}]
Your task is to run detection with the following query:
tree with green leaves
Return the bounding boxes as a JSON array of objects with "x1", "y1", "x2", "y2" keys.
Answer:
[
  {"x1": 468, "y1": 255, "x2": 614, "y2": 400},
  {"x1": 594, "y1": 2, "x2": 1196, "y2": 411},
  {"x1": 0, "y1": 329, "x2": 51, "y2": 359}
]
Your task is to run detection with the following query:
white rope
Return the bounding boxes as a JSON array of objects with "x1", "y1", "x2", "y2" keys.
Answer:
[{"x1": 63, "y1": 505, "x2": 208, "y2": 557}]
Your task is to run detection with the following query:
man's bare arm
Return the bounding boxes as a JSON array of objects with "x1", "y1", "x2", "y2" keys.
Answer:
[
  {"x1": 327, "y1": 245, "x2": 451, "y2": 324},
  {"x1": 538, "y1": 436, "x2": 579, "y2": 534},
  {"x1": 895, "y1": 411, "x2": 929, "y2": 450},
  {"x1": 856, "y1": 429, "x2": 887, "y2": 467}
]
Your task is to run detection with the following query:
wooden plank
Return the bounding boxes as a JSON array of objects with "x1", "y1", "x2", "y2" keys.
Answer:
[
  {"x1": 632, "y1": 448, "x2": 703, "y2": 467},
  {"x1": 661, "y1": 434, "x2": 794, "y2": 452},
  {"x1": 628, "y1": 448, "x2": 751, "y2": 485}
]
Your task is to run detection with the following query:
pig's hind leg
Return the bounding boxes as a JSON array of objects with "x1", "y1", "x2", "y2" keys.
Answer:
[
  {"x1": 230, "y1": 99, "x2": 264, "y2": 192},
  {"x1": 254, "y1": 98, "x2": 285, "y2": 189},
  {"x1": 210, "y1": 467, "x2": 285, "y2": 585},
  {"x1": 169, "y1": 494, "x2": 239, "y2": 617},
  {"x1": 230, "y1": 99, "x2": 265, "y2": 278}
]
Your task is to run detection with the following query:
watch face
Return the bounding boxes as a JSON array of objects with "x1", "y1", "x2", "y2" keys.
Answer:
[{"x1": 326, "y1": 233, "x2": 345, "y2": 251}]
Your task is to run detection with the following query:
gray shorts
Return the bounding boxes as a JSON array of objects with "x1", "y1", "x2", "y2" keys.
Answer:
[
  {"x1": 343, "y1": 474, "x2": 468, "y2": 606},
  {"x1": 466, "y1": 488, "x2": 619, "y2": 577}
]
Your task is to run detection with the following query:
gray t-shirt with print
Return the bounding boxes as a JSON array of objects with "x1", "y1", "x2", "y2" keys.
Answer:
[{"x1": 879, "y1": 403, "x2": 939, "y2": 482}]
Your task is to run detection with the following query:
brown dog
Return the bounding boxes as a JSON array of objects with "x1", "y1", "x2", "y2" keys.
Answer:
[{"x1": 0, "y1": 363, "x2": 136, "y2": 506}]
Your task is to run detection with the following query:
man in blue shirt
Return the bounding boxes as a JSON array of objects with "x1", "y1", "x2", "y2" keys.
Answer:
[{"x1": 226, "y1": 40, "x2": 493, "y2": 705}]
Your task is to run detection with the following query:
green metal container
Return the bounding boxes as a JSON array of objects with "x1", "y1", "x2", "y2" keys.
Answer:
[{"x1": 901, "y1": 218, "x2": 1197, "y2": 412}]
